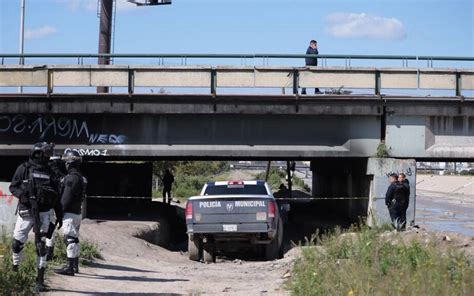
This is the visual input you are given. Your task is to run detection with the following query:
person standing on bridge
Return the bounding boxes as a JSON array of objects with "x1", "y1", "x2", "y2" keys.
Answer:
[
  {"x1": 162, "y1": 169, "x2": 174, "y2": 204},
  {"x1": 54, "y1": 150, "x2": 88, "y2": 276},
  {"x1": 302, "y1": 40, "x2": 322, "y2": 95},
  {"x1": 9, "y1": 142, "x2": 63, "y2": 292}
]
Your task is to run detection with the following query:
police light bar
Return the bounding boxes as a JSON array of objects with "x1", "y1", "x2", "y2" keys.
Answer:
[
  {"x1": 228, "y1": 181, "x2": 244, "y2": 185},
  {"x1": 127, "y1": 0, "x2": 171, "y2": 6}
]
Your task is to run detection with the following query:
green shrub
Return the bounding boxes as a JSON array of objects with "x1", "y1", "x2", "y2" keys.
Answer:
[
  {"x1": 376, "y1": 142, "x2": 390, "y2": 158},
  {"x1": 51, "y1": 234, "x2": 103, "y2": 266},
  {"x1": 153, "y1": 161, "x2": 229, "y2": 199},
  {"x1": 255, "y1": 168, "x2": 310, "y2": 193},
  {"x1": 288, "y1": 226, "x2": 473, "y2": 296},
  {"x1": 0, "y1": 235, "x2": 38, "y2": 295}
]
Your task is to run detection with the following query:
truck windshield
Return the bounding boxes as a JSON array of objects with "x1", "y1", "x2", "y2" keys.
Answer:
[{"x1": 204, "y1": 185, "x2": 268, "y2": 195}]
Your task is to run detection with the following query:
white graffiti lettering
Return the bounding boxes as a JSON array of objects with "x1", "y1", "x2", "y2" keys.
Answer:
[
  {"x1": 0, "y1": 114, "x2": 127, "y2": 144},
  {"x1": 89, "y1": 133, "x2": 127, "y2": 144},
  {"x1": 64, "y1": 148, "x2": 108, "y2": 157}
]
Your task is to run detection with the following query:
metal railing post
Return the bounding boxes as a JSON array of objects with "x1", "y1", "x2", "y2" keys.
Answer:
[
  {"x1": 210, "y1": 68, "x2": 217, "y2": 97},
  {"x1": 455, "y1": 72, "x2": 462, "y2": 97},
  {"x1": 128, "y1": 68, "x2": 134, "y2": 95},
  {"x1": 292, "y1": 69, "x2": 299, "y2": 96},
  {"x1": 47, "y1": 68, "x2": 53, "y2": 95},
  {"x1": 375, "y1": 70, "x2": 381, "y2": 96}
]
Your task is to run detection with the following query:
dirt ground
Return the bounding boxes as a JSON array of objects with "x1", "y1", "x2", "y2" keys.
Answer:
[
  {"x1": 44, "y1": 219, "x2": 297, "y2": 296},
  {"x1": 43, "y1": 174, "x2": 474, "y2": 295}
]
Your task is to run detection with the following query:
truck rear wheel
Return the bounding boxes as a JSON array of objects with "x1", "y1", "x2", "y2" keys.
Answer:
[
  {"x1": 265, "y1": 218, "x2": 283, "y2": 261},
  {"x1": 203, "y1": 248, "x2": 215, "y2": 263},
  {"x1": 188, "y1": 235, "x2": 202, "y2": 261}
]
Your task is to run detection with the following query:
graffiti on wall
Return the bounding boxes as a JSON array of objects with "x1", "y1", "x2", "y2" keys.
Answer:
[
  {"x1": 0, "y1": 114, "x2": 128, "y2": 145},
  {"x1": 0, "y1": 184, "x2": 18, "y2": 234},
  {"x1": 64, "y1": 148, "x2": 108, "y2": 157},
  {"x1": 385, "y1": 167, "x2": 413, "y2": 177}
]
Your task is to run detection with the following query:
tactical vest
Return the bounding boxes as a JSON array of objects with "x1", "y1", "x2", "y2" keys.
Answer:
[
  {"x1": 61, "y1": 172, "x2": 88, "y2": 202},
  {"x1": 25, "y1": 163, "x2": 59, "y2": 210}
]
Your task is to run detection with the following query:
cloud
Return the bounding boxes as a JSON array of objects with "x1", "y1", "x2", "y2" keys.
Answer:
[
  {"x1": 57, "y1": 0, "x2": 96, "y2": 11},
  {"x1": 25, "y1": 26, "x2": 57, "y2": 39},
  {"x1": 57, "y1": 0, "x2": 138, "y2": 12},
  {"x1": 325, "y1": 13, "x2": 407, "y2": 40}
]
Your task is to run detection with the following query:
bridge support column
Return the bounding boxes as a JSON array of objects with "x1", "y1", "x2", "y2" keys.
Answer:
[
  {"x1": 366, "y1": 158, "x2": 416, "y2": 227},
  {"x1": 310, "y1": 158, "x2": 371, "y2": 223}
]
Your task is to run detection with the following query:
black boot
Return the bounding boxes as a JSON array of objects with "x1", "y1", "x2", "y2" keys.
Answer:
[
  {"x1": 54, "y1": 258, "x2": 75, "y2": 276},
  {"x1": 46, "y1": 246, "x2": 54, "y2": 261},
  {"x1": 73, "y1": 257, "x2": 79, "y2": 273},
  {"x1": 12, "y1": 264, "x2": 19, "y2": 272},
  {"x1": 34, "y1": 267, "x2": 48, "y2": 292}
]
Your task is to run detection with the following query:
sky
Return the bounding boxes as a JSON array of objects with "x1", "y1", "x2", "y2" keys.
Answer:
[{"x1": 0, "y1": 0, "x2": 473, "y2": 58}]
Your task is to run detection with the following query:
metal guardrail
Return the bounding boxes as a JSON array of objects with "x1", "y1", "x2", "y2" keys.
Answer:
[{"x1": 1, "y1": 53, "x2": 473, "y2": 67}]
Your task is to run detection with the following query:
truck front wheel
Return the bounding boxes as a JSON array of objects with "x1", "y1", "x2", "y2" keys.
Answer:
[{"x1": 188, "y1": 235, "x2": 202, "y2": 261}]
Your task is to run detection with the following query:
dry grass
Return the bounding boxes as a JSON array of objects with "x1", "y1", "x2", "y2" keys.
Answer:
[{"x1": 287, "y1": 226, "x2": 473, "y2": 296}]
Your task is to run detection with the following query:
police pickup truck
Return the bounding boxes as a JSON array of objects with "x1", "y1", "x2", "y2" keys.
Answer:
[{"x1": 185, "y1": 180, "x2": 283, "y2": 263}]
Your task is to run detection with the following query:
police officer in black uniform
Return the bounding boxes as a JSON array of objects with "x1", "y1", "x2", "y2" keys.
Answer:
[
  {"x1": 162, "y1": 169, "x2": 174, "y2": 204},
  {"x1": 45, "y1": 152, "x2": 67, "y2": 261},
  {"x1": 54, "y1": 150, "x2": 87, "y2": 276},
  {"x1": 10, "y1": 142, "x2": 63, "y2": 292},
  {"x1": 398, "y1": 173, "x2": 410, "y2": 229},
  {"x1": 385, "y1": 173, "x2": 408, "y2": 231}
]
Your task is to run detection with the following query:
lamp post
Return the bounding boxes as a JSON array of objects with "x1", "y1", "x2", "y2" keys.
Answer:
[{"x1": 18, "y1": 0, "x2": 25, "y2": 93}]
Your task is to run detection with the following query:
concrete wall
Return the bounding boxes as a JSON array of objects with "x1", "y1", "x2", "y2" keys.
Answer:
[
  {"x1": 386, "y1": 115, "x2": 474, "y2": 158},
  {"x1": 0, "y1": 113, "x2": 381, "y2": 158},
  {"x1": 0, "y1": 182, "x2": 17, "y2": 235}
]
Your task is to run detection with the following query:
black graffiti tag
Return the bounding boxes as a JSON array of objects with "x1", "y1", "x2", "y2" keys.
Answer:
[{"x1": 386, "y1": 167, "x2": 413, "y2": 177}]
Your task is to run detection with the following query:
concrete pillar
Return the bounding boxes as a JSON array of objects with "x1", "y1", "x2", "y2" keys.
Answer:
[
  {"x1": 310, "y1": 158, "x2": 371, "y2": 223},
  {"x1": 366, "y1": 158, "x2": 416, "y2": 227},
  {"x1": 310, "y1": 157, "x2": 416, "y2": 227}
]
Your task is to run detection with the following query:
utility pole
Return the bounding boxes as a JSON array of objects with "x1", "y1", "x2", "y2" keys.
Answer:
[
  {"x1": 96, "y1": 0, "x2": 172, "y2": 93},
  {"x1": 97, "y1": 0, "x2": 114, "y2": 93},
  {"x1": 18, "y1": 0, "x2": 25, "y2": 93}
]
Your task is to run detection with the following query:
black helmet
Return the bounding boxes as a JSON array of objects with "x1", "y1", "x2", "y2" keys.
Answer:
[
  {"x1": 62, "y1": 149, "x2": 82, "y2": 167},
  {"x1": 31, "y1": 142, "x2": 53, "y2": 159}
]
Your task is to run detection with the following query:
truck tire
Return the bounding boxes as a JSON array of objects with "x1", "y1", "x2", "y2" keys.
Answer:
[
  {"x1": 265, "y1": 218, "x2": 283, "y2": 261},
  {"x1": 188, "y1": 235, "x2": 201, "y2": 261},
  {"x1": 203, "y1": 248, "x2": 215, "y2": 263}
]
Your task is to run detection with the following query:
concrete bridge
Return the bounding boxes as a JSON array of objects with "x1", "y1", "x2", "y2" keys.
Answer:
[
  {"x1": 0, "y1": 57, "x2": 473, "y2": 160},
  {"x1": 0, "y1": 54, "x2": 473, "y2": 228}
]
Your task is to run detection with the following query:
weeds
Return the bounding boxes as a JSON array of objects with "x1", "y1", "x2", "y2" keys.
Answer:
[
  {"x1": 288, "y1": 226, "x2": 473, "y2": 296},
  {"x1": 0, "y1": 234, "x2": 37, "y2": 295},
  {"x1": 376, "y1": 142, "x2": 390, "y2": 158},
  {"x1": 0, "y1": 233, "x2": 102, "y2": 295},
  {"x1": 51, "y1": 234, "x2": 103, "y2": 266}
]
